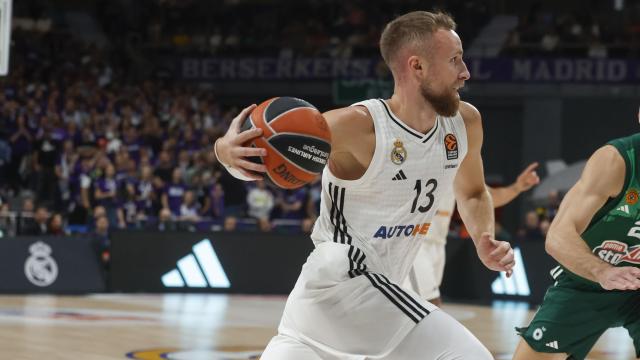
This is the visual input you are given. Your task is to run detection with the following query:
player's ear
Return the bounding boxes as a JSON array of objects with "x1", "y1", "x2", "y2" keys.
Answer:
[
  {"x1": 408, "y1": 56, "x2": 422, "y2": 72},
  {"x1": 407, "y1": 56, "x2": 427, "y2": 79}
]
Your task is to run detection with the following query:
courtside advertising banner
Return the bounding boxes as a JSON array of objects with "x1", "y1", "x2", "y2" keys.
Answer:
[{"x1": 109, "y1": 231, "x2": 314, "y2": 294}]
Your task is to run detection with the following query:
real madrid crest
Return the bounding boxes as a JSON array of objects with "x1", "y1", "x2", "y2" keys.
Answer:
[
  {"x1": 391, "y1": 139, "x2": 407, "y2": 165},
  {"x1": 24, "y1": 241, "x2": 58, "y2": 287}
]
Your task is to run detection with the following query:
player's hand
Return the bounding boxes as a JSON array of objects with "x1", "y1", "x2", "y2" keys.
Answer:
[
  {"x1": 476, "y1": 232, "x2": 515, "y2": 277},
  {"x1": 595, "y1": 265, "x2": 640, "y2": 290},
  {"x1": 215, "y1": 104, "x2": 268, "y2": 180},
  {"x1": 515, "y1": 162, "x2": 540, "y2": 192}
]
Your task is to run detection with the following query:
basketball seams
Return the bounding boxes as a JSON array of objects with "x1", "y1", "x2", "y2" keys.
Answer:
[
  {"x1": 266, "y1": 132, "x2": 332, "y2": 147},
  {"x1": 267, "y1": 106, "x2": 316, "y2": 128},
  {"x1": 261, "y1": 99, "x2": 278, "y2": 136}
]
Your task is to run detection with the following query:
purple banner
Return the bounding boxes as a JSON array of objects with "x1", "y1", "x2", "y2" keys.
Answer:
[{"x1": 178, "y1": 57, "x2": 640, "y2": 83}]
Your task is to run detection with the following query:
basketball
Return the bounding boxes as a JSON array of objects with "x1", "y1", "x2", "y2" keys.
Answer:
[{"x1": 241, "y1": 97, "x2": 332, "y2": 189}]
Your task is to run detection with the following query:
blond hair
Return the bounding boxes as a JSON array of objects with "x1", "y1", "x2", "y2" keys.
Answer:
[{"x1": 379, "y1": 11, "x2": 456, "y2": 70}]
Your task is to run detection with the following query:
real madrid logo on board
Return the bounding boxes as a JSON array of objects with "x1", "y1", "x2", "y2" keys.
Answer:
[
  {"x1": 24, "y1": 241, "x2": 58, "y2": 287},
  {"x1": 391, "y1": 139, "x2": 407, "y2": 165}
]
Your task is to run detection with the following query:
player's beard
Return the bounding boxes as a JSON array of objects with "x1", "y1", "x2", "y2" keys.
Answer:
[{"x1": 420, "y1": 82, "x2": 460, "y2": 117}]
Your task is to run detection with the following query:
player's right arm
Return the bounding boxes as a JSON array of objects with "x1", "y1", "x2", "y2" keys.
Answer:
[
  {"x1": 321, "y1": 106, "x2": 374, "y2": 181},
  {"x1": 546, "y1": 145, "x2": 640, "y2": 290}
]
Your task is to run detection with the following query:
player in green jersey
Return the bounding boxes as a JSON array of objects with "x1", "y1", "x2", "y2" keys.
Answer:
[{"x1": 513, "y1": 132, "x2": 640, "y2": 360}]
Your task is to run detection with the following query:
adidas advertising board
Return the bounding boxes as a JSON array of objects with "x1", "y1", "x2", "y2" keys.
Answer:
[{"x1": 110, "y1": 231, "x2": 314, "y2": 294}]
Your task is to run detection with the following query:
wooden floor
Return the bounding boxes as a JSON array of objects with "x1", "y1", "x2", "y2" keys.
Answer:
[{"x1": 0, "y1": 294, "x2": 634, "y2": 359}]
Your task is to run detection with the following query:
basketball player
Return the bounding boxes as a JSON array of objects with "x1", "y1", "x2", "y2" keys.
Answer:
[
  {"x1": 216, "y1": 11, "x2": 515, "y2": 359},
  {"x1": 513, "y1": 131, "x2": 640, "y2": 359},
  {"x1": 405, "y1": 163, "x2": 540, "y2": 306}
]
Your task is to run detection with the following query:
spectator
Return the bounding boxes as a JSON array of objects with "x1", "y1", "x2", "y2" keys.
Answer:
[
  {"x1": 121, "y1": 183, "x2": 142, "y2": 226},
  {"x1": 54, "y1": 140, "x2": 78, "y2": 209},
  {"x1": 302, "y1": 178, "x2": 322, "y2": 233},
  {"x1": 17, "y1": 197, "x2": 36, "y2": 235},
  {"x1": 48, "y1": 213, "x2": 66, "y2": 236},
  {"x1": 517, "y1": 210, "x2": 544, "y2": 241},
  {"x1": 179, "y1": 190, "x2": 201, "y2": 222},
  {"x1": 0, "y1": 203, "x2": 15, "y2": 237},
  {"x1": 205, "y1": 182, "x2": 225, "y2": 219},
  {"x1": 162, "y1": 168, "x2": 186, "y2": 216},
  {"x1": 94, "y1": 163, "x2": 125, "y2": 228},
  {"x1": 247, "y1": 180, "x2": 274, "y2": 232},
  {"x1": 135, "y1": 164, "x2": 155, "y2": 217},
  {"x1": 21, "y1": 205, "x2": 49, "y2": 236},
  {"x1": 157, "y1": 207, "x2": 178, "y2": 231},
  {"x1": 154, "y1": 150, "x2": 174, "y2": 184},
  {"x1": 217, "y1": 170, "x2": 246, "y2": 231},
  {"x1": 539, "y1": 189, "x2": 562, "y2": 221},
  {"x1": 32, "y1": 124, "x2": 60, "y2": 206},
  {"x1": 8, "y1": 115, "x2": 33, "y2": 191},
  {"x1": 275, "y1": 187, "x2": 308, "y2": 221}
]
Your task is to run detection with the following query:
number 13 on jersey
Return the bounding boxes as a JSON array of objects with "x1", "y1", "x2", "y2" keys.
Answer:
[{"x1": 411, "y1": 179, "x2": 438, "y2": 214}]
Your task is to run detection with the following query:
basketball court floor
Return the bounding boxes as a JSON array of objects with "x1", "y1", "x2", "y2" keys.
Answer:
[{"x1": 0, "y1": 294, "x2": 633, "y2": 359}]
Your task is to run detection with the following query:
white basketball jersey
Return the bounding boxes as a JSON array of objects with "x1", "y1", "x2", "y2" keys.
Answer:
[
  {"x1": 310, "y1": 99, "x2": 468, "y2": 283},
  {"x1": 428, "y1": 194, "x2": 456, "y2": 245}
]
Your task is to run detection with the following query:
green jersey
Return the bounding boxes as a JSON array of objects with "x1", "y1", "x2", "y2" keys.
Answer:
[
  {"x1": 516, "y1": 134, "x2": 640, "y2": 359},
  {"x1": 583, "y1": 133, "x2": 640, "y2": 270}
]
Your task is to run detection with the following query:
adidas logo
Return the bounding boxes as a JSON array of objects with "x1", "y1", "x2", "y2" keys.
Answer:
[
  {"x1": 616, "y1": 205, "x2": 630, "y2": 214},
  {"x1": 491, "y1": 247, "x2": 530, "y2": 296},
  {"x1": 545, "y1": 341, "x2": 558, "y2": 349},
  {"x1": 392, "y1": 170, "x2": 407, "y2": 181},
  {"x1": 161, "y1": 239, "x2": 230, "y2": 288}
]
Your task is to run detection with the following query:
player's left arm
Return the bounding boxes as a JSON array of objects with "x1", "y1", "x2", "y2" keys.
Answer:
[
  {"x1": 454, "y1": 102, "x2": 515, "y2": 275},
  {"x1": 488, "y1": 162, "x2": 540, "y2": 208}
]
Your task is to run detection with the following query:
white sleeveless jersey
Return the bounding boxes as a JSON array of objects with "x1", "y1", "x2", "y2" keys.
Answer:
[
  {"x1": 428, "y1": 194, "x2": 457, "y2": 245},
  {"x1": 310, "y1": 99, "x2": 468, "y2": 283}
]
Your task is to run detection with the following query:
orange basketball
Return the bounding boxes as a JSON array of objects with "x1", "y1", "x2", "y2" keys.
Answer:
[{"x1": 241, "y1": 97, "x2": 332, "y2": 189}]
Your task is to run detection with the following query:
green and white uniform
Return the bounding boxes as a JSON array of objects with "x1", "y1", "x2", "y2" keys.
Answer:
[{"x1": 518, "y1": 133, "x2": 640, "y2": 359}]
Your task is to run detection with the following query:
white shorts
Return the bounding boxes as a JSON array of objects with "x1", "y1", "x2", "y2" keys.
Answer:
[
  {"x1": 261, "y1": 242, "x2": 489, "y2": 359},
  {"x1": 404, "y1": 241, "x2": 446, "y2": 300}
]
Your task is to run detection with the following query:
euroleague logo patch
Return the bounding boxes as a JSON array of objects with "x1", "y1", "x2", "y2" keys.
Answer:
[
  {"x1": 444, "y1": 134, "x2": 458, "y2": 160},
  {"x1": 626, "y1": 189, "x2": 639, "y2": 205}
]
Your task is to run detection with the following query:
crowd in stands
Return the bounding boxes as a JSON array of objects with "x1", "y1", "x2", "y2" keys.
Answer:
[
  {"x1": 502, "y1": 2, "x2": 640, "y2": 57},
  {"x1": 0, "y1": 21, "x2": 331, "y2": 263},
  {"x1": 94, "y1": 0, "x2": 488, "y2": 58}
]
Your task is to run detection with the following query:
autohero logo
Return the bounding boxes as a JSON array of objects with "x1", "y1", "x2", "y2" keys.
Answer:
[
  {"x1": 594, "y1": 240, "x2": 640, "y2": 265},
  {"x1": 373, "y1": 223, "x2": 430, "y2": 239},
  {"x1": 24, "y1": 241, "x2": 58, "y2": 287}
]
